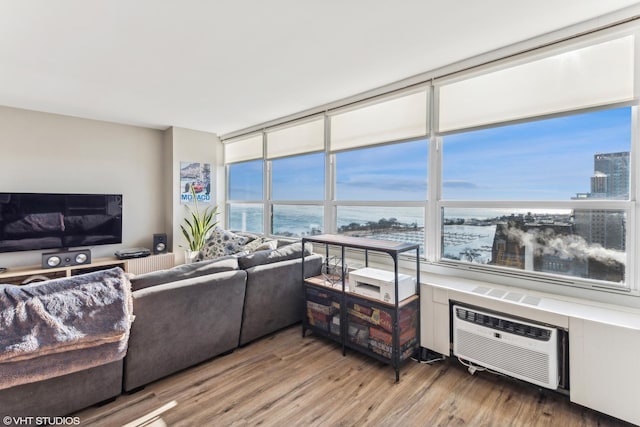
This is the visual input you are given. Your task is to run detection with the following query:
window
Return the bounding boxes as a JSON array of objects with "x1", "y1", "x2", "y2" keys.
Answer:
[
  {"x1": 334, "y1": 139, "x2": 428, "y2": 253},
  {"x1": 270, "y1": 152, "x2": 325, "y2": 237},
  {"x1": 223, "y1": 28, "x2": 639, "y2": 297},
  {"x1": 440, "y1": 107, "x2": 632, "y2": 288},
  {"x1": 266, "y1": 118, "x2": 325, "y2": 237},
  {"x1": 227, "y1": 160, "x2": 264, "y2": 233},
  {"x1": 442, "y1": 108, "x2": 631, "y2": 201},
  {"x1": 329, "y1": 90, "x2": 429, "y2": 250}
]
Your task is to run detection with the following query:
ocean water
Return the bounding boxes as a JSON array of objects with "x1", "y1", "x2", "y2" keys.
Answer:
[
  {"x1": 229, "y1": 205, "x2": 424, "y2": 237},
  {"x1": 228, "y1": 204, "x2": 625, "y2": 285},
  {"x1": 228, "y1": 204, "x2": 427, "y2": 254},
  {"x1": 228, "y1": 205, "x2": 577, "y2": 259}
]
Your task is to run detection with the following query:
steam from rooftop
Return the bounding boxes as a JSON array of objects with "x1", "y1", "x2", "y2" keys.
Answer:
[{"x1": 506, "y1": 227, "x2": 626, "y2": 266}]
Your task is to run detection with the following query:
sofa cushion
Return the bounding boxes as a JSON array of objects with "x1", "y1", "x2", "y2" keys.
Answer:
[
  {"x1": 199, "y1": 227, "x2": 249, "y2": 260},
  {"x1": 124, "y1": 269, "x2": 247, "y2": 391},
  {"x1": 237, "y1": 242, "x2": 313, "y2": 270},
  {"x1": 130, "y1": 255, "x2": 239, "y2": 291}
]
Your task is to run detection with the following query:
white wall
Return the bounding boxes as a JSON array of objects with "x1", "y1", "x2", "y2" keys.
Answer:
[
  {"x1": 164, "y1": 126, "x2": 222, "y2": 263},
  {"x1": 0, "y1": 106, "x2": 166, "y2": 268}
]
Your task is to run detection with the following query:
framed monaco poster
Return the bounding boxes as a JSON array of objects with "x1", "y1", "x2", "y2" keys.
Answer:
[{"x1": 180, "y1": 161, "x2": 212, "y2": 204}]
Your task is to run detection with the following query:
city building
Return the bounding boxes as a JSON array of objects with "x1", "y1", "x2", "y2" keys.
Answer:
[{"x1": 576, "y1": 151, "x2": 630, "y2": 199}]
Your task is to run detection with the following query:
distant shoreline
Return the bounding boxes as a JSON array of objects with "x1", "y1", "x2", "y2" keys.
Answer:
[{"x1": 339, "y1": 227, "x2": 424, "y2": 237}]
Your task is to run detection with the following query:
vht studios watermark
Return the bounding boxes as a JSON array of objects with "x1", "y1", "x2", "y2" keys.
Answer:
[{"x1": 2, "y1": 416, "x2": 80, "y2": 425}]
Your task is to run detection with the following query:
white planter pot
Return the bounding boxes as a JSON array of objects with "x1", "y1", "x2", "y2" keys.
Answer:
[{"x1": 184, "y1": 250, "x2": 199, "y2": 264}]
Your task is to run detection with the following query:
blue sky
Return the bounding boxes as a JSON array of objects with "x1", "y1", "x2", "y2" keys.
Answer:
[
  {"x1": 229, "y1": 106, "x2": 631, "y2": 202},
  {"x1": 228, "y1": 161, "x2": 263, "y2": 200},
  {"x1": 272, "y1": 153, "x2": 324, "y2": 200},
  {"x1": 443, "y1": 107, "x2": 631, "y2": 200},
  {"x1": 336, "y1": 139, "x2": 428, "y2": 201}
]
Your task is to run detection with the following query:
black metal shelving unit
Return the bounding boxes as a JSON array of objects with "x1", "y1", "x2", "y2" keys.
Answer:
[{"x1": 301, "y1": 234, "x2": 420, "y2": 382}]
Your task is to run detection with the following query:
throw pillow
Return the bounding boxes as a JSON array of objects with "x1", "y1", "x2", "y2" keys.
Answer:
[
  {"x1": 237, "y1": 241, "x2": 313, "y2": 270},
  {"x1": 243, "y1": 237, "x2": 278, "y2": 253},
  {"x1": 255, "y1": 239, "x2": 278, "y2": 251},
  {"x1": 199, "y1": 227, "x2": 249, "y2": 260},
  {"x1": 233, "y1": 231, "x2": 261, "y2": 244}
]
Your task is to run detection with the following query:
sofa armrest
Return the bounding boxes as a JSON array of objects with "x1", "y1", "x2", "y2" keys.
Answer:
[{"x1": 123, "y1": 269, "x2": 247, "y2": 391}]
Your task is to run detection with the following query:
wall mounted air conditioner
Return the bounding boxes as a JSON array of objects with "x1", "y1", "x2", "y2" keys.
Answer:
[{"x1": 452, "y1": 304, "x2": 559, "y2": 390}]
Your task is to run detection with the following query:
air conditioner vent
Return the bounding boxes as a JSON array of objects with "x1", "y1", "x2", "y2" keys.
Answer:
[
  {"x1": 456, "y1": 330, "x2": 551, "y2": 385},
  {"x1": 453, "y1": 304, "x2": 559, "y2": 389},
  {"x1": 470, "y1": 285, "x2": 542, "y2": 307},
  {"x1": 522, "y1": 295, "x2": 541, "y2": 306},
  {"x1": 472, "y1": 286, "x2": 490, "y2": 295},
  {"x1": 455, "y1": 307, "x2": 551, "y2": 341},
  {"x1": 504, "y1": 291, "x2": 524, "y2": 302},
  {"x1": 488, "y1": 288, "x2": 506, "y2": 298}
]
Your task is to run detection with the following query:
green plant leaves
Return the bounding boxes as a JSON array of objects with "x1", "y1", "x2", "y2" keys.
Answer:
[{"x1": 180, "y1": 187, "x2": 219, "y2": 251}]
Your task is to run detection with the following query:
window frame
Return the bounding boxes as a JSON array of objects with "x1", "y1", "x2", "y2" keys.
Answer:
[
  {"x1": 222, "y1": 24, "x2": 640, "y2": 300},
  {"x1": 430, "y1": 26, "x2": 639, "y2": 296}
]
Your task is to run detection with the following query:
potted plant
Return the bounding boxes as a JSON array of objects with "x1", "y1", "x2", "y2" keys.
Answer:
[{"x1": 180, "y1": 187, "x2": 219, "y2": 263}]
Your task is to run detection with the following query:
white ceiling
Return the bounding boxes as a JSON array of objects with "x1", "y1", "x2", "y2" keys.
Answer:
[{"x1": 1, "y1": 1, "x2": 639, "y2": 137}]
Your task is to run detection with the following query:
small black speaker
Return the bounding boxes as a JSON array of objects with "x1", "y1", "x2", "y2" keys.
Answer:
[
  {"x1": 42, "y1": 249, "x2": 92, "y2": 269},
  {"x1": 153, "y1": 233, "x2": 168, "y2": 254}
]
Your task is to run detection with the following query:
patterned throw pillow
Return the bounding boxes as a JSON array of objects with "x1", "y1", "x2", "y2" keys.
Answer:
[
  {"x1": 243, "y1": 237, "x2": 278, "y2": 253},
  {"x1": 199, "y1": 227, "x2": 249, "y2": 260}
]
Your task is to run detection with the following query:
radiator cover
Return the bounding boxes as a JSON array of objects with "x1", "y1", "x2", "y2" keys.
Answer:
[{"x1": 452, "y1": 304, "x2": 559, "y2": 389}]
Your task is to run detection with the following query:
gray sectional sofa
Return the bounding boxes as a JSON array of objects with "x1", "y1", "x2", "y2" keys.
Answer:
[
  {"x1": 0, "y1": 361, "x2": 123, "y2": 419},
  {"x1": 1, "y1": 239, "x2": 323, "y2": 418},
  {"x1": 238, "y1": 242, "x2": 322, "y2": 346},
  {"x1": 123, "y1": 257, "x2": 247, "y2": 392},
  {"x1": 124, "y1": 240, "x2": 322, "y2": 391}
]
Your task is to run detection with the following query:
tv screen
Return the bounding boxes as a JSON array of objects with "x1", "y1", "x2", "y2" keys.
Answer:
[{"x1": 0, "y1": 193, "x2": 123, "y2": 253}]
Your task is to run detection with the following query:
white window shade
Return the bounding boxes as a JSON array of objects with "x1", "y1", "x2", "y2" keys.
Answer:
[
  {"x1": 224, "y1": 134, "x2": 263, "y2": 163},
  {"x1": 266, "y1": 117, "x2": 324, "y2": 159},
  {"x1": 330, "y1": 90, "x2": 428, "y2": 151},
  {"x1": 438, "y1": 36, "x2": 635, "y2": 133}
]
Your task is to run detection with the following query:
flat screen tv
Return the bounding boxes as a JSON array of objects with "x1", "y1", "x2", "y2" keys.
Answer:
[{"x1": 0, "y1": 193, "x2": 123, "y2": 253}]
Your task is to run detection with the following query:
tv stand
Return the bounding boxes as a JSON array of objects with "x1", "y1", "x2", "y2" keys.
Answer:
[{"x1": 0, "y1": 253, "x2": 175, "y2": 285}]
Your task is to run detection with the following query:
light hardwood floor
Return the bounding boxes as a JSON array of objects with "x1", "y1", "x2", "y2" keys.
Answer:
[{"x1": 73, "y1": 326, "x2": 632, "y2": 427}]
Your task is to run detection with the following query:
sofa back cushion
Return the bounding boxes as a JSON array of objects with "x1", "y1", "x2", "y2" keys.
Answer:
[
  {"x1": 237, "y1": 242, "x2": 313, "y2": 270},
  {"x1": 130, "y1": 255, "x2": 239, "y2": 291}
]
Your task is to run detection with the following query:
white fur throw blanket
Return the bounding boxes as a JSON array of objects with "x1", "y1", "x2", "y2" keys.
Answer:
[{"x1": 0, "y1": 267, "x2": 133, "y2": 390}]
